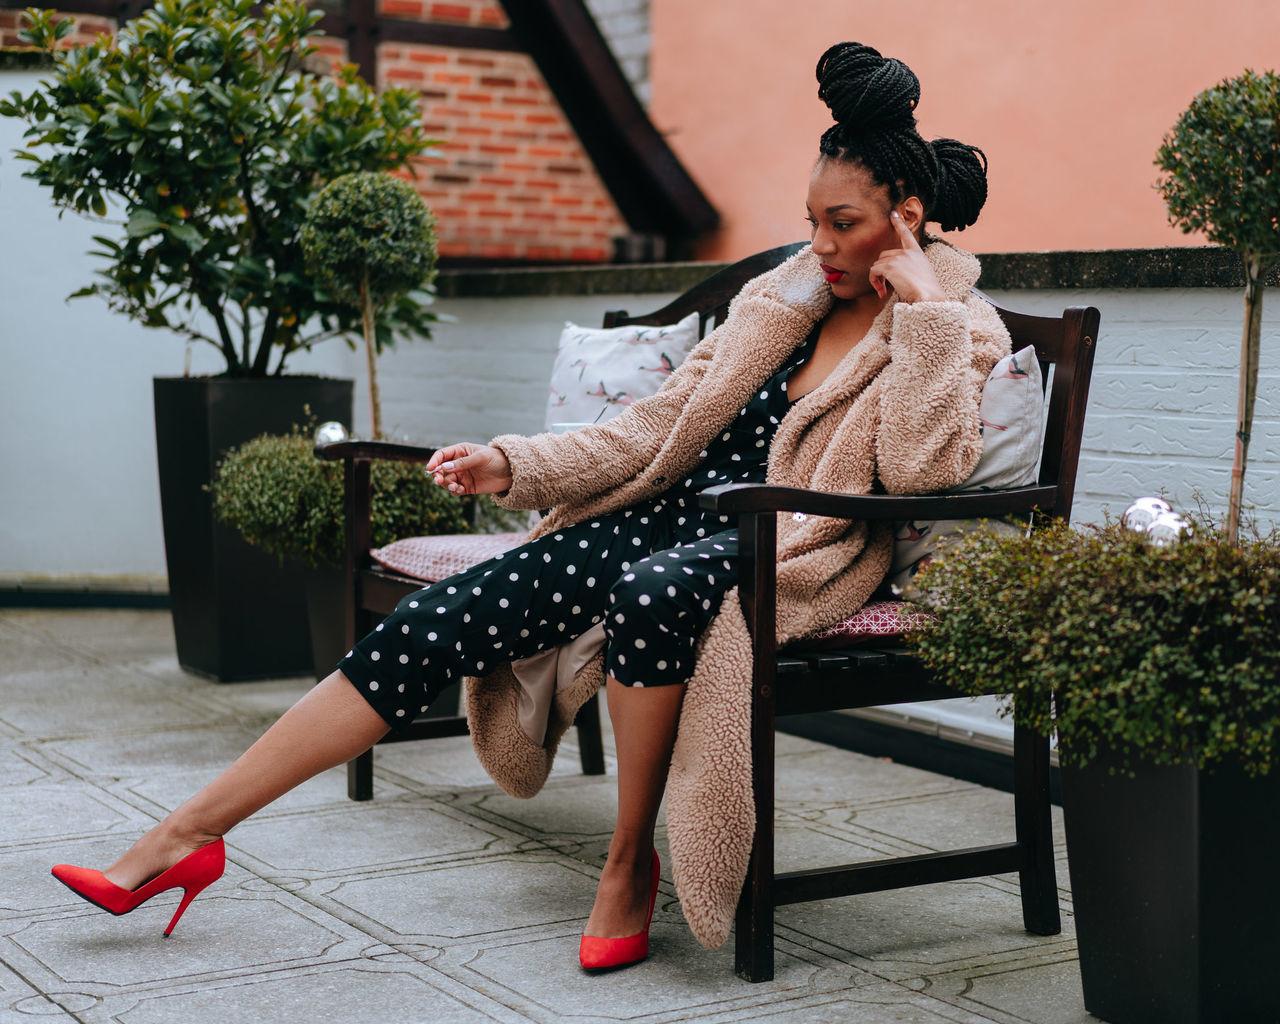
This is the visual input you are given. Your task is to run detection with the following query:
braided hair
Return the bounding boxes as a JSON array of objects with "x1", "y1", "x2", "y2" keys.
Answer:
[{"x1": 816, "y1": 42, "x2": 988, "y2": 232}]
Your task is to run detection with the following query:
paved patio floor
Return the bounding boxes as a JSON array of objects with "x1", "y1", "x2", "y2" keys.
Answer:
[{"x1": 0, "y1": 608, "x2": 1097, "y2": 1023}]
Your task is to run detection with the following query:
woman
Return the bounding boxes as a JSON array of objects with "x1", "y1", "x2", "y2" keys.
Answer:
[{"x1": 51, "y1": 41, "x2": 1008, "y2": 969}]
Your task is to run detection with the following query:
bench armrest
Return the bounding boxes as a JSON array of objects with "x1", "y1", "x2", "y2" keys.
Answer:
[
  {"x1": 314, "y1": 439, "x2": 440, "y2": 464},
  {"x1": 697, "y1": 482, "x2": 1058, "y2": 521}
]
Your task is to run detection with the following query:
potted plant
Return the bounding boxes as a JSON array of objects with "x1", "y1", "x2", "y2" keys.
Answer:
[
  {"x1": 301, "y1": 170, "x2": 440, "y2": 439},
  {"x1": 906, "y1": 67, "x2": 1280, "y2": 1024},
  {"x1": 0, "y1": 0, "x2": 440, "y2": 679},
  {"x1": 208, "y1": 424, "x2": 471, "y2": 678},
  {"x1": 908, "y1": 518, "x2": 1280, "y2": 1024}
]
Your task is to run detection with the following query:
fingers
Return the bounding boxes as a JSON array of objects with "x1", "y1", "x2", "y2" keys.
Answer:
[{"x1": 890, "y1": 209, "x2": 922, "y2": 250}]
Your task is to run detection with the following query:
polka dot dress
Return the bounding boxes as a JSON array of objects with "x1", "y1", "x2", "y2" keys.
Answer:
[{"x1": 340, "y1": 327, "x2": 820, "y2": 726}]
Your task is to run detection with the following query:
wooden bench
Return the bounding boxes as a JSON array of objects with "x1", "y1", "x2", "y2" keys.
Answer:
[{"x1": 319, "y1": 243, "x2": 1099, "y2": 982}]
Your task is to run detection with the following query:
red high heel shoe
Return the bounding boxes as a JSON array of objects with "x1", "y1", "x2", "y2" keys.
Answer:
[
  {"x1": 579, "y1": 851, "x2": 661, "y2": 971},
  {"x1": 51, "y1": 839, "x2": 225, "y2": 936}
]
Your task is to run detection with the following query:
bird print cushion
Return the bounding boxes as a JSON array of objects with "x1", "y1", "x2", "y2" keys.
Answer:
[
  {"x1": 889, "y1": 345, "x2": 1045, "y2": 593},
  {"x1": 544, "y1": 312, "x2": 701, "y2": 430}
]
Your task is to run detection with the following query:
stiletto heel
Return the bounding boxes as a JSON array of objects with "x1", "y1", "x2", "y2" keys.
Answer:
[
  {"x1": 52, "y1": 838, "x2": 225, "y2": 936},
  {"x1": 579, "y1": 851, "x2": 661, "y2": 971}
]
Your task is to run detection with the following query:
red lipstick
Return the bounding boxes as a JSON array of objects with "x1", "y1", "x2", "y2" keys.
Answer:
[{"x1": 820, "y1": 263, "x2": 845, "y2": 283}]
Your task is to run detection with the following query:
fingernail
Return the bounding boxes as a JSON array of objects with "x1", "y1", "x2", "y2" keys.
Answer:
[{"x1": 441, "y1": 461, "x2": 454, "y2": 471}]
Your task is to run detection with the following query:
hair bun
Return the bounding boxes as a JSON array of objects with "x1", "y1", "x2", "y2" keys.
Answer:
[
  {"x1": 930, "y1": 138, "x2": 988, "y2": 231},
  {"x1": 815, "y1": 41, "x2": 919, "y2": 134}
]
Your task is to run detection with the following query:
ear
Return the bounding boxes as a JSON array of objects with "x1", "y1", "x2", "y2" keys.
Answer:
[{"x1": 897, "y1": 196, "x2": 925, "y2": 235}]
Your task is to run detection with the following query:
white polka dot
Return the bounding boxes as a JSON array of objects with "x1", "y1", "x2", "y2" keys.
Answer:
[
  {"x1": 683, "y1": 567, "x2": 694, "y2": 575},
  {"x1": 401, "y1": 624, "x2": 410, "y2": 634},
  {"x1": 621, "y1": 561, "x2": 630, "y2": 570},
  {"x1": 657, "y1": 660, "x2": 668, "y2": 670},
  {"x1": 552, "y1": 592, "x2": 563, "y2": 602},
  {"x1": 408, "y1": 601, "x2": 419, "y2": 608},
  {"x1": 707, "y1": 470, "x2": 716, "y2": 478},
  {"x1": 509, "y1": 573, "x2": 520, "y2": 581},
  {"x1": 436, "y1": 606, "x2": 446, "y2": 614},
  {"x1": 677, "y1": 517, "x2": 686, "y2": 525},
  {"x1": 371, "y1": 651, "x2": 381, "y2": 662},
  {"x1": 713, "y1": 544, "x2": 724, "y2": 551},
  {"x1": 520, "y1": 552, "x2": 529, "y2": 559},
  {"x1": 566, "y1": 564, "x2": 577, "y2": 575},
  {"x1": 624, "y1": 572, "x2": 636, "y2": 582},
  {"x1": 369, "y1": 680, "x2": 379, "y2": 690},
  {"x1": 653, "y1": 565, "x2": 665, "y2": 573},
  {"x1": 579, "y1": 539, "x2": 589, "y2": 548},
  {"x1": 635, "y1": 638, "x2": 646, "y2": 649},
  {"x1": 427, "y1": 631, "x2": 438, "y2": 641},
  {"x1": 544, "y1": 553, "x2": 552, "y2": 562},
  {"x1": 617, "y1": 654, "x2": 626, "y2": 665},
  {"x1": 488, "y1": 625, "x2": 498, "y2": 635},
  {"x1": 572, "y1": 605, "x2": 581, "y2": 614},
  {"x1": 632, "y1": 537, "x2": 642, "y2": 546},
  {"x1": 731, "y1": 453, "x2": 741, "y2": 461},
  {"x1": 476, "y1": 661, "x2": 484, "y2": 671},
  {"x1": 395, "y1": 709, "x2": 405, "y2": 717},
  {"x1": 463, "y1": 613, "x2": 470, "y2": 623},
  {"x1": 554, "y1": 533, "x2": 564, "y2": 540},
  {"x1": 375, "y1": 624, "x2": 384, "y2": 632},
  {"x1": 760, "y1": 390, "x2": 769, "y2": 399},
  {"x1": 399, "y1": 654, "x2": 409, "y2": 664},
  {"x1": 756, "y1": 439, "x2": 766, "y2": 447},
  {"x1": 615, "y1": 613, "x2": 626, "y2": 623},
  {"x1": 422, "y1": 658, "x2": 430, "y2": 666},
  {"x1": 520, "y1": 628, "x2": 530, "y2": 637},
  {"x1": 702, "y1": 599, "x2": 712, "y2": 610},
  {"x1": 755, "y1": 425, "x2": 765, "y2": 434},
  {"x1": 499, "y1": 598, "x2": 509, "y2": 608},
  {"x1": 639, "y1": 594, "x2": 651, "y2": 605},
  {"x1": 473, "y1": 586, "x2": 482, "y2": 596},
  {"x1": 667, "y1": 585, "x2": 677, "y2": 597},
  {"x1": 586, "y1": 577, "x2": 596, "y2": 587}
]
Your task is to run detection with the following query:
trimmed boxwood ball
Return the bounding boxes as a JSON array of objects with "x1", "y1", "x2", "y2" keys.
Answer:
[
  {"x1": 908, "y1": 519, "x2": 1280, "y2": 776},
  {"x1": 300, "y1": 172, "x2": 440, "y2": 437},
  {"x1": 301, "y1": 172, "x2": 439, "y2": 310},
  {"x1": 209, "y1": 426, "x2": 471, "y2": 569}
]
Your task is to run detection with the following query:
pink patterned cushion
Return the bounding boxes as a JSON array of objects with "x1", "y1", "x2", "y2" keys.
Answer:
[
  {"x1": 372, "y1": 532, "x2": 528, "y2": 582},
  {"x1": 797, "y1": 600, "x2": 932, "y2": 648}
]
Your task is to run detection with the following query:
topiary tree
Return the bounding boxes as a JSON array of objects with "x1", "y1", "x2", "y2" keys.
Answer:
[
  {"x1": 300, "y1": 171, "x2": 438, "y2": 438},
  {"x1": 0, "y1": 0, "x2": 439, "y2": 376},
  {"x1": 1155, "y1": 69, "x2": 1280, "y2": 544}
]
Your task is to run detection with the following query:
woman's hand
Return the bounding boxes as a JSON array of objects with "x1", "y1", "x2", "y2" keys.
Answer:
[
  {"x1": 426, "y1": 443, "x2": 513, "y2": 496},
  {"x1": 868, "y1": 210, "x2": 947, "y2": 303}
]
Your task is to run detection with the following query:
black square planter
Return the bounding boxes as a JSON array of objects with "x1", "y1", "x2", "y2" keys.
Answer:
[
  {"x1": 153, "y1": 376, "x2": 353, "y2": 681},
  {"x1": 1062, "y1": 753, "x2": 1280, "y2": 1024}
]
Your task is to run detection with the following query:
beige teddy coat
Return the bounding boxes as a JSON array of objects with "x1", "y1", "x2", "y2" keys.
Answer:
[{"x1": 464, "y1": 240, "x2": 1010, "y2": 949}]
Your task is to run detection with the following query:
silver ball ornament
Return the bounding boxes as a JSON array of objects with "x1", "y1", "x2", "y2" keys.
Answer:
[
  {"x1": 313, "y1": 421, "x2": 349, "y2": 446},
  {"x1": 1144, "y1": 511, "x2": 1192, "y2": 547},
  {"x1": 1122, "y1": 496, "x2": 1173, "y2": 533}
]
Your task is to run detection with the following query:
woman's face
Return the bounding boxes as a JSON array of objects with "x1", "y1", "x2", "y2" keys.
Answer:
[{"x1": 805, "y1": 158, "x2": 912, "y2": 304}]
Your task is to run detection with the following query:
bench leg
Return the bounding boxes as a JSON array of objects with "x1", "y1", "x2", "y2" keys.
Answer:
[
  {"x1": 1013, "y1": 717, "x2": 1061, "y2": 935},
  {"x1": 348, "y1": 748, "x2": 374, "y2": 801},
  {"x1": 574, "y1": 692, "x2": 606, "y2": 776}
]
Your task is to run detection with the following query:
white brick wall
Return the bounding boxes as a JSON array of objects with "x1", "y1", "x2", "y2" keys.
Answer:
[{"x1": 583, "y1": 0, "x2": 650, "y2": 105}]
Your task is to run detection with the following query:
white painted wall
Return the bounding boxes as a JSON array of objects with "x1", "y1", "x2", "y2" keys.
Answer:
[{"x1": 4, "y1": 70, "x2": 1278, "y2": 586}]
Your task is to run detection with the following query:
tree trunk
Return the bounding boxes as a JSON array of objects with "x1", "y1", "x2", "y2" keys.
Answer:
[
  {"x1": 360, "y1": 273, "x2": 383, "y2": 440},
  {"x1": 1226, "y1": 257, "x2": 1264, "y2": 545}
]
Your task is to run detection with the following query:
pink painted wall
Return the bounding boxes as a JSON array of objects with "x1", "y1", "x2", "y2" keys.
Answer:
[{"x1": 650, "y1": 0, "x2": 1280, "y2": 258}]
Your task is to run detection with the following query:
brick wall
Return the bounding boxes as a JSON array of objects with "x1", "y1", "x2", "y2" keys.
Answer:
[
  {"x1": 582, "y1": 0, "x2": 650, "y2": 105},
  {"x1": 380, "y1": 40, "x2": 628, "y2": 262},
  {"x1": 0, "y1": 9, "x2": 116, "y2": 46},
  {"x1": 3, "y1": 0, "x2": 636, "y2": 263}
]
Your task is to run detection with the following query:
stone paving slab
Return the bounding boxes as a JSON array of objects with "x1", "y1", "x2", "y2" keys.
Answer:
[{"x1": 0, "y1": 609, "x2": 1100, "y2": 1023}]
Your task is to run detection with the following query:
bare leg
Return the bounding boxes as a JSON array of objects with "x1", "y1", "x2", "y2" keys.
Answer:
[
  {"x1": 103, "y1": 670, "x2": 389, "y2": 889},
  {"x1": 584, "y1": 675, "x2": 685, "y2": 938}
]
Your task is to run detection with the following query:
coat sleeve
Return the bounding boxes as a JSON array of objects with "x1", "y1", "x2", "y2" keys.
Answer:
[
  {"x1": 488, "y1": 330, "x2": 721, "y2": 511},
  {"x1": 874, "y1": 293, "x2": 1010, "y2": 494}
]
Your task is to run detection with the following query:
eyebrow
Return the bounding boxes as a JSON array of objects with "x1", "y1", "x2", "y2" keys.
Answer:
[{"x1": 805, "y1": 203, "x2": 863, "y2": 215}]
